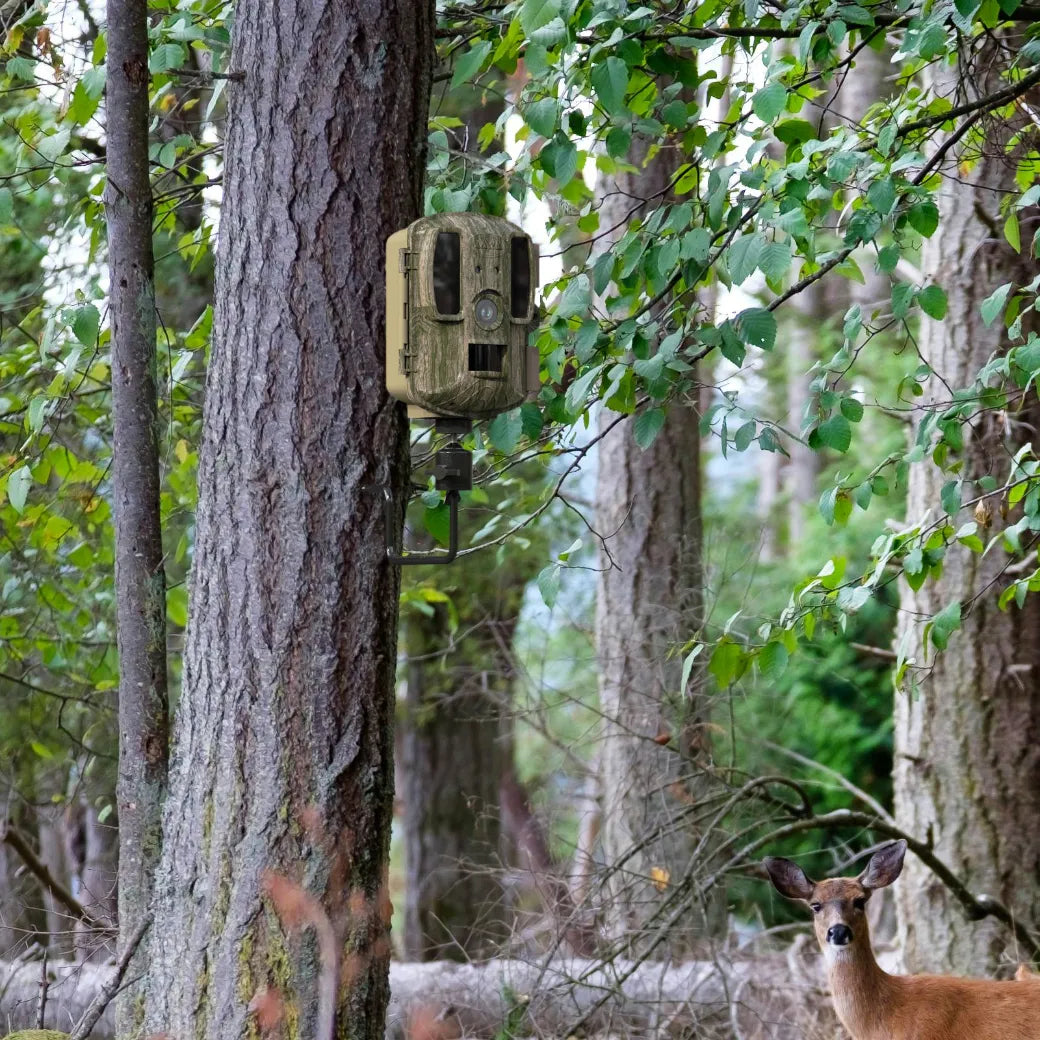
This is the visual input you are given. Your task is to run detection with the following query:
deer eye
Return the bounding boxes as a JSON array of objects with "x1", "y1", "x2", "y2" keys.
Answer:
[
  {"x1": 852, "y1": 897, "x2": 867, "y2": 911},
  {"x1": 809, "y1": 903, "x2": 822, "y2": 914}
]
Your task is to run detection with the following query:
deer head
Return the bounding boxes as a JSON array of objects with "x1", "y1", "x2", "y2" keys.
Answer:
[{"x1": 764, "y1": 840, "x2": 906, "y2": 963}]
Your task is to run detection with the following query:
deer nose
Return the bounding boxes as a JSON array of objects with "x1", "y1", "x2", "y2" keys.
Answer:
[{"x1": 827, "y1": 924, "x2": 853, "y2": 946}]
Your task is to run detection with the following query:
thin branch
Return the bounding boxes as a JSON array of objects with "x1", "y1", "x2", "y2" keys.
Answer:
[
  {"x1": 761, "y1": 741, "x2": 894, "y2": 823},
  {"x1": 1, "y1": 822, "x2": 112, "y2": 932},
  {"x1": 900, "y1": 64, "x2": 1040, "y2": 138},
  {"x1": 68, "y1": 915, "x2": 151, "y2": 1040},
  {"x1": 716, "y1": 809, "x2": 1040, "y2": 962}
]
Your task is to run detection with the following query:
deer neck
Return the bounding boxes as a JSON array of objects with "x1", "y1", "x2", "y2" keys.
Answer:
[{"x1": 825, "y1": 940, "x2": 897, "y2": 1040}]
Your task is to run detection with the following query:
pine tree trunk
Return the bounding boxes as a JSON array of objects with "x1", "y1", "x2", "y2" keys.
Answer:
[
  {"x1": 142, "y1": 3, "x2": 433, "y2": 1038},
  {"x1": 594, "y1": 142, "x2": 712, "y2": 956},
  {"x1": 893, "y1": 48, "x2": 1040, "y2": 974}
]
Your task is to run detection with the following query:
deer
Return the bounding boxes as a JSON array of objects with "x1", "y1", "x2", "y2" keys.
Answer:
[{"x1": 764, "y1": 839, "x2": 1040, "y2": 1040}]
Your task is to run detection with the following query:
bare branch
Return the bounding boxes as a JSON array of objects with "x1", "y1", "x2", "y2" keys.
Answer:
[{"x1": 1, "y1": 821, "x2": 112, "y2": 933}]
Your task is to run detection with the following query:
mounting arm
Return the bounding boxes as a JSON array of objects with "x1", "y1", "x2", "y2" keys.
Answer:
[
  {"x1": 382, "y1": 486, "x2": 461, "y2": 566},
  {"x1": 381, "y1": 427, "x2": 473, "y2": 566}
]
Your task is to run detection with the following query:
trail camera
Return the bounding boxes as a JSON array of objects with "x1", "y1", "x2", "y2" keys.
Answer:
[{"x1": 385, "y1": 213, "x2": 539, "y2": 420}]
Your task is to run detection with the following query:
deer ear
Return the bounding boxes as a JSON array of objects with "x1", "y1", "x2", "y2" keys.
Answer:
[
  {"x1": 858, "y1": 839, "x2": 907, "y2": 890},
  {"x1": 763, "y1": 857, "x2": 815, "y2": 901}
]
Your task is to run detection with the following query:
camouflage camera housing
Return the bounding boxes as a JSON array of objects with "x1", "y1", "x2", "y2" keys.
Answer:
[{"x1": 386, "y1": 213, "x2": 540, "y2": 420}]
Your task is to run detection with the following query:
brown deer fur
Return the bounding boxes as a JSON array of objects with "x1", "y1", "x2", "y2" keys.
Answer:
[{"x1": 764, "y1": 840, "x2": 1040, "y2": 1040}]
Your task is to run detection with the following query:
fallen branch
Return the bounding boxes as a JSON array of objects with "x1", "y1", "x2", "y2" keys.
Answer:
[{"x1": 0, "y1": 953, "x2": 838, "y2": 1040}]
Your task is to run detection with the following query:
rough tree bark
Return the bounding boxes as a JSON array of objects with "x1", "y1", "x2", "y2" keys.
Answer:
[
  {"x1": 103, "y1": 0, "x2": 168, "y2": 1028},
  {"x1": 894, "y1": 44, "x2": 1040, "y2": 974},
  {"x1": 141, "y1": 3, "x2": 433, "y2": 1038},
  {"x1": 594, "y1": 142, "x2": 713, "y2": 956}
]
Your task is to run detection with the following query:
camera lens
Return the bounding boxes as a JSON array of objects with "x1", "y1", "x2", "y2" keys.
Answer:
[{"x1": 474, "y1": 294, "x2": 501, "y2": 329}]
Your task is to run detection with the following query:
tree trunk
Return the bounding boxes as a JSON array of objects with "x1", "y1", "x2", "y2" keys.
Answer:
[
  {"x1": 893, "y1": 48, "x2": 1040, "y2": 974},
  {"x1": 104, "y1": 0, "x2": 169, "y2": 1027},
  {"x1": 784, "y1": 281, "x2": 822, "y2": 547},
  {"x1": 141, "y1": 4, "x2": 433, "y2": 1038},
  {"x1": 399, "y1": 606, "x2": 507, "y2": 960},
  {"x1": 594, "y1": 143, "x2": 712, "y2": 957}
]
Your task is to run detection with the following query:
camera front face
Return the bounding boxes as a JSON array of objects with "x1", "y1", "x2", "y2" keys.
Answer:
[{"x1": 386, "y1": 214, "x2": 538, "y2": 420}]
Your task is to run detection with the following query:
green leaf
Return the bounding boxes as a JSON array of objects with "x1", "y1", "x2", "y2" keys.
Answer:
[
  {"x1": 37, "y1": 128, "x2": 71, "y2": 163},
  {"x1": 167, "y1": 585, "x2": 189, "y2": 627},
  {"x1": 526, "y1": 96, "x2": 558, "y2": 138},
  {"x1": 679, "y1": 644, "x2": 703, "y2": 694},
  {"x1": 891, "y1": 282, "x2": 914, "y2": 319},
  {"x1": 727, "y1": 233, "x2": 763, "y2": 284},
  {"x1": 840, "y1": 397, "x2": 864, "y2": 422},
  {"x1": 709, "y1": 639, "x2": 744, "y2": 687},
  {"x1": 1004, "y1": 213, "x2": 1021, "y2": 253},
  {"x1": 680, "y1": 228, "x2": 711, "y2": 263},
  {"x1": 67, "y1": 79, "x2": 102, "y2": 125},
  {"x1": 736, "y1": 307, "x2": 777, "y2": 350},
  {"x1": 6, "y1": 56, "x2": 36, "y2": 80},
  {"x1": 556, "y1": 273, "x2": 590, "y2": 319},
  {"x1": 929, "y1": 600, "x2": 961, "y2": 650},
  {"x1": 981, "y1": 283, "x2": 1012, "y2": 327},
  {"x1": 866, "y1": 177, "x2": 896, "y2": 215},
  {"x1": 907, "y1": 200, "x2": 939, "y2": 238},
  {"x1": 27, "y1": 395, "x2": 46, "y2": 433},
  {"x1": 759, "y1": 640, "x2": 789, "y2": 679},
  {"x1": 774, "y1": 119, "x2": 816, "y2": 146},
  {"x1": 520, "y1": 0, "x2": 561, "y2": 32},
  {"x1": 918, "y1": 285, "x2": 947, "y2": 320},
  {"x1": 520, "y1": 402, "x2": 543, "y2": 440},
  {"x1": 605, "y1": 125, "x2": 631, "y2": 158},
  {"x1": 941, "y1": 480, "x2": 961, "y2": 515},
  {"x1": 6, "y1": 465, "x2": 31, "y2": 513},
  {"x1": 759, "y1": 240, "x2": 792, "y2": 282},
  {"x1": 815, "y1": 413, "x2": 852, "y2": 453},
  {"x1": 733, "y1": 420, "x2": 756, "y2": 452},
  {"x1": 590, "y1": 56, "x2": 629, "y2": 117},
  {"x1": 877, "y1": 244, "x2": 900, "y2": 273},
  {"x1": 834, "y1": 491, "x2": 853, "y2": 525},
  {"x1": 423, "y1": 502, "x2": 451, "y2": 546},
  {"x1": 752, "y1": 82, "x2": 786, "y2": 123},
  {"x1": 633, "y1": 407, "x2": 666, "y2": 449},
  {"x1": 488, "y1": 408, "x2": 523, "y2": 454},
  {"x1": 72, "y1": 304, "x2": 101, "y2": 346},
  {"x1": 565, "y1": 362, "x2": 603, "y2": 412},
  {"x1": 537, "y1": 563, "x2": 561, "y2": 607},
  {"x1": 149, "y1": 42, "x2": 187, "y2": 73},
  {"x1": 539, "y1": 136, "x2": 578, "y2": 186},
  {"x1": 452, "y1": 41, "x2": 493, "y2": 87}
]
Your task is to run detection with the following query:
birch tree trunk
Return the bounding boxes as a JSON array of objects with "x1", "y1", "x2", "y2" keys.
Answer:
[
  {"x1": 595, "y1": 143, "x2": 712, "y2": 957},
  {"x1": 104, "y1": 0, "x2": 168, "y2": 1027},
  {"x1": 141, "y1": 3, "x2": 433, "y2": 1038},
  {"x1": 893, "y1": 47, "x2": 1040, "y2": 974}
]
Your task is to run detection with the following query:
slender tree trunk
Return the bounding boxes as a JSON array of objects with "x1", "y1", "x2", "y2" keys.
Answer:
[
  {"x1": 104, "y1": 0, "x2": 169, "y2": 1028},
  {"x1": 894, "y1": 45, "x2": 1040, "y2": 974},
  {"x1": 594, "y1": 143, "x2": 712, "y2": 957},
  {"x1": 142, "y1": 3, "x2": 433, "y2": 1038},
  {"x1": 785, "y1": 282, "x2": 823, "y2": 545}
]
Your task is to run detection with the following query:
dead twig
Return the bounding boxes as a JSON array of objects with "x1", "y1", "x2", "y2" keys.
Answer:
[
  {"x1": 1, "y1": 821, "x2": 113, "y2": 932},
  {"x1": 68, "y1": 914, "x2": 151, "y2": 1040}
]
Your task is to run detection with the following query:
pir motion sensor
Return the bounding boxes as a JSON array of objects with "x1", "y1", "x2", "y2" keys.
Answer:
[{"x1": 377, "y1": 213, "x2": 541, "y2": 565}]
